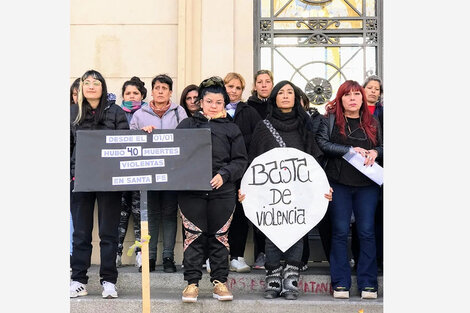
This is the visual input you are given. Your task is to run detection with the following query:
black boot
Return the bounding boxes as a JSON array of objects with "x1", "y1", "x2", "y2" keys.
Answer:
[
  {"x1": 149, "y1": 258, "x2": 156, "y2": 272},
  {"x1": 163, "y1": 257, "x2": 176, "y2": 273},
  {"x1": 281, "y1": 262, "x2": 300, "y2": 300},
  {"x1": 264, "y1": 264, "x2": 283, "y2": 299}
]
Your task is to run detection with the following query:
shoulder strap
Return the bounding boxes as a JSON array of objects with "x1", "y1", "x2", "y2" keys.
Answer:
[
  {"x1": 175, "y1": 107, "x2": 180, "y2": 124},
  {"x1": 263, "y1": 119, "x2": 286, "y2": 147}
]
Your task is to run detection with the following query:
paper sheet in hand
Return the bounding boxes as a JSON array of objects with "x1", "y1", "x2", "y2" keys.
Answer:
[{"x1": 342, "y1": 148, "x2": 383, "y2": 186}]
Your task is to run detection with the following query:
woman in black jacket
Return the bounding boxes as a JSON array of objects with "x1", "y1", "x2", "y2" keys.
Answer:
[
  {"x1": 176, "y1": 76, "x2": 248, "y2": 303},
  {"x1": 223, "y1": 72, "x2": 262, "y2": 273},
  {"x1": 316, "y1": 80, "x2": 383, "y2": 300},
  {"x1": 70, "y1": 70, "x2": 129, "y2": 299},
  {"x1": 247, "y1": 80, "x2": 331, "y2": 300},
  {"x1": 246, "y1": 69, "x2": 274, "y2": 119}
]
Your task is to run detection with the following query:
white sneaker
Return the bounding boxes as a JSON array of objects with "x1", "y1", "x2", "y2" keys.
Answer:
[
  {"x1": 230, "y1": 257, "x2": 251, "y2": 273},
  {"x1": 135, "y1": 252, "x2": 142, "y2": 268},
  {"x1": 253, "y1": 252, "x2": 266, "y2": 269},
  {"x1": 70, "y1": 281, "x2": 87, "y2": 298},
  {"x1": 102, "y1": 281, "x2": 118, "y2": 298},
  {"x1": 206, "y1": 258, "x2": 211, "y2": 273},
  {"x1": 116, "y1": 254, "x2": 122, "y2": 267}
]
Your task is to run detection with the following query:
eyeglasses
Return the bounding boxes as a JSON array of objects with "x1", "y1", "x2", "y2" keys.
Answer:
[
  {"x1": 201, "y1": 76, "x2": 224, "y2": 88},
  {"x1": 83, "y1": 80, "x2": 102, "y2": 87}
]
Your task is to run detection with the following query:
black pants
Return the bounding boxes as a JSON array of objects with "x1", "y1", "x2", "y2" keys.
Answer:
[
  {"x1": 302, "y1": 210, "x2": 332, "y2": 263},
  {"x1": 228, "y1": 197, "x2": 249, "y2": 259},
  {"x1": 178, "y1": 186, "x2": 235, "y2": 284},
  {"x1": 117, "y1": 191, "x2": 141, "y2": 255},
  {"x1": 71, "y1": 189, "x2": 121, "y2": 285}
]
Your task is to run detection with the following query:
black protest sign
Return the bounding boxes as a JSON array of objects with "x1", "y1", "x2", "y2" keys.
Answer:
[{"x1": 74, "y1": 129, "x2": 212, "y2": 192}]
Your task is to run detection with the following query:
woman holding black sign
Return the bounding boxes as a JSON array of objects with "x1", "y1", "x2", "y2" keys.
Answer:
[
  {"x1": 176, "y1": 76, "x2": 248, "y2": 303},
  {"x1": 116, "y1": 76, "x2": 148, "y2": 271},
  {"x1": 129, "y1": 74, "x2": 188, "y2": 273},
  {"x1": 244, "y1": 80, "x2": 332, "y2": 300},
  {"x1": 316, "y1": 80, "x2": 383, "y2": 299},
  {"x1": 70, "y1": 69, "x2": 129, "y2": 299}
]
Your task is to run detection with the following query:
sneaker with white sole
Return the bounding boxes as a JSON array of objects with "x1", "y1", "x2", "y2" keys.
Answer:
[
  {"x1": 361, "y1": 287, "x2": 377, "y2": 299},
  {"x1": 205, "y1": 258, "x2": 211, "y2": 273},
  {"x1": 70, "y1": 281, "x2": 87, "y2": 298},
  {"x1": 135, "y1": 251, "x2": 142, "y2": 269},
  {"x1": 102, "y1": 281, "x2": 118, "y2": 298},
  {"x1": 230, "y1": 257, "x2": 251, "y2": 272},
  {"x1": 212, "y1": 280, "x2": 233, "y2": 301},
  {"x1": 253, "y1": 252, "x2": 266, "y2": 269},
  {"x1": 182, "y1": 283, "x2": 198, "y2": 303},
  {"x1": 333, "y1": 286, "x2": 349, "y2": 299}
]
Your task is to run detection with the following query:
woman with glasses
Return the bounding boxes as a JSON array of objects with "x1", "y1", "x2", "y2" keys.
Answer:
[
  {"x1": 70, "y1": 69, "x2": 129, "y2": 299},
  {"x1": 316, "y1": 80, "x2": 383, "y2": 300},
  {"x1": 176, "y1": 76, "x2": 248, "y2": 303}
]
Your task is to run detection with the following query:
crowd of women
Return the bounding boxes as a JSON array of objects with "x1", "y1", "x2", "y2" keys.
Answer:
[{"x1": 69, "y1": 69, "x2": 384, "y2": 302}]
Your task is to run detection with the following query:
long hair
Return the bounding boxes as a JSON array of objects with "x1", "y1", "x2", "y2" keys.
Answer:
[
  {"x1": 325, "y1": 80, "x2": 377, "y2": 145},
  {"x1": 267, "y1": 80, "x2": 314, "y2": 149},
  {"x1": 73, "y1": 70, "x2": 108, "y2": 126},
  {"x1": 121, "y1": 76, "x2": 147, "y2": 100},
  {"x1": 179, "y1": 84, "x2": 198, "y2": 116},
  {"x1": 70, "y1": 78, "x2": 80, "y2": 105}
]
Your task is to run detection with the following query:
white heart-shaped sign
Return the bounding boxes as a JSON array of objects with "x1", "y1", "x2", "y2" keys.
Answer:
[{"x1": 240, "y1": 147, "x2": 330, "y2": 252}]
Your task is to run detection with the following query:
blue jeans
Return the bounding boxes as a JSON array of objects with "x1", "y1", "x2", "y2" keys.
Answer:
[
  {"x1": 329, "y1": 182, "x2": 379, "y2": 290},
  {"x1": 147, "y1": 191, "x2": 178, "y2": 260}
]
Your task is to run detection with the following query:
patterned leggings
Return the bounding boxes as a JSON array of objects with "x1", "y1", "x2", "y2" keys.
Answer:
[{"x1": 117, "y1": 191, "x2": 141, "y2": 255}]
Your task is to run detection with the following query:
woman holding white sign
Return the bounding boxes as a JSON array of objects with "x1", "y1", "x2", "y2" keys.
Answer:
[
  {"x1": 70, "y1": 70, "x2": 129, "y2": 299},
  {"x1": 246, "y1": 80, "x2": 331, "y2": 300},
  {"x1": 176, "y1": 76, "x2": 248, "y2": 303},
  {"x1": 316, "y1": 80, "x2": 383, "y2": 299}
]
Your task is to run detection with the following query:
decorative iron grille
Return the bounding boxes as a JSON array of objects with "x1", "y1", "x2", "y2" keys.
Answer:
[{"x1": 254, "y1": 0, "x2": 383, "y2": 110}]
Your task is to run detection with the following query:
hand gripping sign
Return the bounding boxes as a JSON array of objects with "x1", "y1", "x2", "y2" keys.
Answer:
[{"x1": 240, "y1": 147, "x2": 330, "y2": 252}]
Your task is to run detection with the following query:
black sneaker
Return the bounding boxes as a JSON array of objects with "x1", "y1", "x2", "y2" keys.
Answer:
[
  {"x1": 361, "y1": 287, "x2": 377, "y2": 299},
  {"x1": 163, "y1": 257, "x2": 176, "y2": 273}
]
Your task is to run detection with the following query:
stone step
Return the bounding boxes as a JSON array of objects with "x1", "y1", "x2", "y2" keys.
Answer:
[
  {"x1": 79, "y1": 263, "x2": 383, "y2": 297},
  {"x1": 70, "y1": 290, "x2": 383, "y2": 313}
]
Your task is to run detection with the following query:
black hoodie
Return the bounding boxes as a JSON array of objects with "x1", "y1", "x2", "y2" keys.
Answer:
[
  {"x1": 247, "y1": 92, "x2": 269, "y2": 119},
  {"x1": 177, "y1": 112, "x2": 248, "y2": 187}
]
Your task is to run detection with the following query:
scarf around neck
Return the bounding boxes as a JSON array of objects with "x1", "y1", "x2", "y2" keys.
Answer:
[
  {"x1": 149, "y1": 100, "x2": 170, "y2": 117},
  {"x1": 122, "y1": 100, "x2": 143, "y2": 113},
  {"x1": 202, "y1": 109, "x2": 227, "y2": 120}
]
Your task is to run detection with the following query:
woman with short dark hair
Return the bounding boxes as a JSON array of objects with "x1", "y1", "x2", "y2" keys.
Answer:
[{"x1": 176, "y1": 76, "x2": 248, "y2": 303}]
